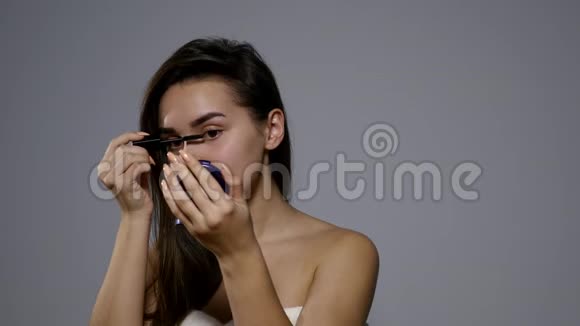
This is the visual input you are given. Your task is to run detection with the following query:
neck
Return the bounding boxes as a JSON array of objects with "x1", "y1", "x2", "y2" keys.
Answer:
[{"x1": 246, "y1": 172, "x2": 296, "y2": 242}]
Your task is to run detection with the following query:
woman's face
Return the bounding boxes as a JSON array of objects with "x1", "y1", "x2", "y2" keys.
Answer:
[{"x1": 158, "y1": 77, "x2": 267, "y2": 194}]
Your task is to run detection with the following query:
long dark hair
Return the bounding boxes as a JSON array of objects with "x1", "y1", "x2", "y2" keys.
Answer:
[{"x1": 139, "y1": 37, "x2": 292, "y2": 325}]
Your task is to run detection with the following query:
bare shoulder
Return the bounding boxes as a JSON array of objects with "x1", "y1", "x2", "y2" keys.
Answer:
[
  {"x1": 327, "y1": 228, "x2": 380, "y2": 270},
  {"x1": 287, "y1": 214, "x2": 379, "y2": 324},
  {"x1": 293, "y1": 212, "x2": 379, "y2": 266}
]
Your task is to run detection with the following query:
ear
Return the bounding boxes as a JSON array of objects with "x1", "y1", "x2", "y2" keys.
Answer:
[{"x1": 264, "y1": 108, "x2": 285, "y2": 150}]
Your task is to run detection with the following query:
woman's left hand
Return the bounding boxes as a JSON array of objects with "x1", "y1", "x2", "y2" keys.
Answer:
[{"x1": 160, "y1": 150, "x2": 257, "y2": 258}]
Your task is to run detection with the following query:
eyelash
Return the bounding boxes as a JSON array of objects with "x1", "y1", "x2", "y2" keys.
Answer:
[
  {"x1": 161, "y1": 129, "x2": 222, "y2": 147},
  {"x1": 203, "y1": 129, "x2": 222, "y2": 140}
]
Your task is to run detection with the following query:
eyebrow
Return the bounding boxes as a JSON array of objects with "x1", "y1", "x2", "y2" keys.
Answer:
[{"x1": 159, "y1": 112, "x2": 226, "y2": 134}]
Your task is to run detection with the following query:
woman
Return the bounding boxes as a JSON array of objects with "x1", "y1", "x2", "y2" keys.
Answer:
[{"x1": 90, "y1": 37, "x2": 379, "y2": 326}]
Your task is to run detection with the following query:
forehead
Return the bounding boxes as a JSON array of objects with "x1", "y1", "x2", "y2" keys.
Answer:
[{"x1": 158, "y1": 77, "x2": 240, "y2": 127}]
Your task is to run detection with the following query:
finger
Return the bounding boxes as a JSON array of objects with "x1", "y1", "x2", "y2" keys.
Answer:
[
  {"x1": 166, "y1": 152, "x2": 212, "y2": 202},
  {"x1": 97, "y1": 160, "x2": 114, "y2": 187},
  {"x1": 122, "y1": 144, "x2": 155, "y2": 158},
  {"x1": 213, "y1": 161, "x2": 243, "y2": 202},
  {"x1": 163, "y1": 164, "x2": 208, "y2": 231},
  {"x1": 100, "y1": 145, "x2": 153, "y2": 180},
  {"x1": 174, "y1": 151, "x2": 224, "y2": 202},
  {"x1": 101, "y1": 153, "x2": 148, "y2": 190},
  {"x1": 110, "y1": 145, "x2": 154, "y2": 174},
  {"x1": 110, "y1": 145, "x2": 154, "y2": 164},
  {"x1": 106, "y1": 131, "x2": 149, "y2": 155},
  {"x1": 113, "y1": 152, "x2": 153, "y2": 177},
  {"x1": 160, "y1": 179, "x2": 190, "y2": 227},
  {"x1": 168, "y1": 161, "x2": 213, "y2": 216},
  {"x1": 180, "y1": 151, "x2": 226, "y2": 202},
  {"x1": 123, "y1": 162, "x2": 151, "y2": 189},
  {"x1": 100, "y1": 155, "x2": 152, "y2": 189},
  {"x1": 127, "y1": 142, "x2": 157, "y2": 165},
  {"x1": 114, "y1": 162, "x2": 150, "y2": 199},
  {"x1": 98, "y1": 131, "x2": 150, "y2": 191}
]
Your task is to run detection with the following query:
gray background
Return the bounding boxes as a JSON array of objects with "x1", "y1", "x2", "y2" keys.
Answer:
[{"x1": 1, "y1": 0, "x2": 579, "y2": 325}]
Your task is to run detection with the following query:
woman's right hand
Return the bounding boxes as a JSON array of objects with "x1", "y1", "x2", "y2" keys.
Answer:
[{"x1": 97, "y1": 131, "x2": 156, "y2": 217}]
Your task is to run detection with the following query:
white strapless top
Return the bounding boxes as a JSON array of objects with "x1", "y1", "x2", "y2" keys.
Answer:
[{"x1": 178, "y1": 306, "x2": 303, "y2": 326}]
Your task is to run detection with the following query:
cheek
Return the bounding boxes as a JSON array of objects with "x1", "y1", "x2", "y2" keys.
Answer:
[{"x1": 216, "y1": 134, "x2": 264, "y2": 184}]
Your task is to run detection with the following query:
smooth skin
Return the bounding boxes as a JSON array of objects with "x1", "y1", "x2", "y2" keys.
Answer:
[
  {"x1": 90, "y1": 76, "x2": 379, "y2": 326},
  {"x1": 91, "y1": 131, "x2": 156, "y2": 326}
]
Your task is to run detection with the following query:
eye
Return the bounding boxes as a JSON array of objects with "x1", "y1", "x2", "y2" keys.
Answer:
[
  {"x1": 203, "y1": 129, "x2": 222, "y2": 140},
  {"x1": 162, "y1": 136, "x2": 183, "y2": 151},
  {"x1": 168, "y1": 141, "x2": 182, "y2": 149}
]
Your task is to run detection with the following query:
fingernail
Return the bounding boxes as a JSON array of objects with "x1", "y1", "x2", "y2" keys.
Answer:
[
  {"x1": 167, "y1": 152, "x2": 177, "y2": 163},
  {"x1": 163, "y1": 164, "x2": 171, "y2": 175},
  {"x1": 138, "y1": 131, "x2": 150, "y2": 136},
  {"x1": 179, "y1": 150, "x2": 190, "y2": 161}
]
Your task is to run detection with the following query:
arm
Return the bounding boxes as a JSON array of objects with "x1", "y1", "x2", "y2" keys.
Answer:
[
  {"x1": 89, "y1": 213, "x2": 152, "y2": 326},
  {"x1": 143, "y1": 244, "x2": 159, "y2": 326},
  {"x1": 297, "y1": 232, "x2": 379, "y2": 325}
]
